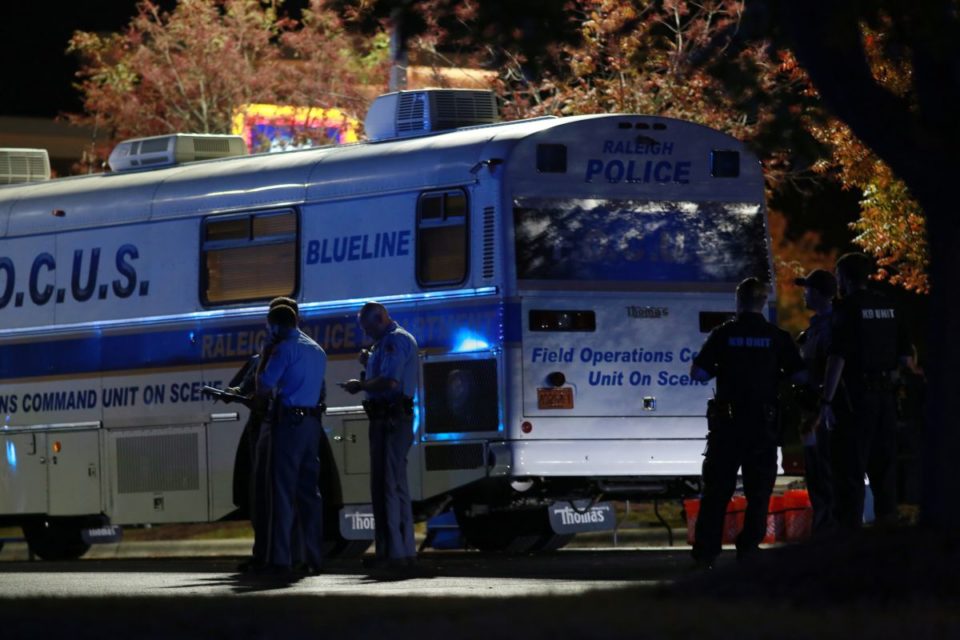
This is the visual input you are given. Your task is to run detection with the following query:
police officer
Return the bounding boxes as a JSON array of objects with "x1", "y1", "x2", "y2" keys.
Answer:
[
  {"x1": 819, "y1": 253, "x2": 915, "y2": 529},
  {"x1": 690, "y1": 278, "x2": 805, "y2": 568},
  {"x1": 227, "y1": 296, "x2": 299, "y2": 572},
  {"x1": 253, "y1": 303, "x2": 327, "y2": 575},
  {"x1": 794, "y1": 269, "x2": 838, "y2": 536},
  {"x1": 342, "y1": 302, "x2": 419, "y2": 575}
]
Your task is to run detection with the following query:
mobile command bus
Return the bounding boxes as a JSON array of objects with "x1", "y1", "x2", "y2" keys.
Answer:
[{"x1": 0, "y1": 90, "x2": 773, "y2": 559}]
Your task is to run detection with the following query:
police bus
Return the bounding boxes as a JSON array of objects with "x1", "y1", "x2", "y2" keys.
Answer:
[{"x1": 0, "y1": 89, "x2": 772, "y2": 559}]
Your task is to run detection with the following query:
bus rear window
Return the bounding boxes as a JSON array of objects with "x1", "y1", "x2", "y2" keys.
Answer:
[{"x1": 513, "y1": 198, "x2": 769, "y2": 284}]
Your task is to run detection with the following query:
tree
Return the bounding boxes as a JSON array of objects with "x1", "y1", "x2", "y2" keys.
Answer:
[
  {"x1": 66, "y1": 0, "x2": 388, "y2": 166},
  {"x1": 490, "y1": 0, "x2": 834, "y2": 330},
  {"x1": 769, "y1": 0, "x2": 960, "y2": 527},
  {"x1": 768, "y1": 211, "x2": 837, "y2": 335},
  {"x1": 800, "y1": 25, "x2": 929, "y2": 293}
]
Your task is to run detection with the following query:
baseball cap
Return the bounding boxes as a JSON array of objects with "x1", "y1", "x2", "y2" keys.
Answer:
[{"x1": 794, "y1": 269, "x2": 837, "y2": 297}]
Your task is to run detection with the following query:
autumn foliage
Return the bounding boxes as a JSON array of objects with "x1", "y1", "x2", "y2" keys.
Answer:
[
  {"x1": 804, "y1": 26, "x2": 929, "y2": 293},
  {"x1": 66, "y1": 0, "x2": 388, "y2": 164},
  {"x1": 67, "y1": 0, "x2": 930, "y2": 301}
]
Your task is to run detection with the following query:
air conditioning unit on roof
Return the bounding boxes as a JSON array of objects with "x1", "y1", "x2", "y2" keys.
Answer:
[
  {"x1": 108, "y1": 133, "x2": 247, "y2": 172},
  {"x1": 364, "y1": 89, "x2": 499, "y2": 141},
  {"x1": 0, "y1": 148, "x2": 51, "y2": 184}
]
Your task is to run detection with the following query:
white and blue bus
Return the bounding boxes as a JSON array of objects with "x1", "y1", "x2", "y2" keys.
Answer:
[{"x1": 0, "y1": 90, "x2": 772, "y2": 558}]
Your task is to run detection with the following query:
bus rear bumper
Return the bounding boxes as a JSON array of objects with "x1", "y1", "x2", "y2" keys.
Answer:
[{"x1": 489, "y1": 438, "x2": 707, "y2": 478}]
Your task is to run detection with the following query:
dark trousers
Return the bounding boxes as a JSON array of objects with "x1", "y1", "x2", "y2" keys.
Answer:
[
  {"x1": 831, "y1": 389, "x2": 898, "y2": 528},
  {"x1": 253, "y1": 413, "x2": 324, "y2": 568},
  {"x1": 369, "y1": 415, "x2": 416, "y2": 561},
  {"x1": 692, "y1": 432, "x2": 778, "y2": 562},
  {"x1": 803, "y1": 423, "x2": 836, "y2": 536}
]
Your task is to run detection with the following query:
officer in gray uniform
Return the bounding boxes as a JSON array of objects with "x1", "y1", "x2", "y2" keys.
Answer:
[
  {"x1": 342, "y1": 302, "x2": 419, "y2": 574},
  {"x1": 227, "y1": 296, "x2": 299, "y2": 572},
  {"x1": 254, "y1": 304, "x2": 327, "y2": 575}
]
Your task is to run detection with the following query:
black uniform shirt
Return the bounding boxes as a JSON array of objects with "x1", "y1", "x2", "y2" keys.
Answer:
[
  {"x1": 694, "y1": 312, "x2": 804, "y2": 415},
  {"x1": 798, "y1": 310, "x2": 833, "y2": 386},
  {"x1": 829, "y1": 288, "x2": 909, "y2": 379}
]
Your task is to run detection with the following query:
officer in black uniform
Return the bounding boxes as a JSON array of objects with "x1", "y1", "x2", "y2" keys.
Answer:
[
  {"x1": 342, "y1": 302, "x2": 421, "y2": 576},
  {"x1": 225, "y1": 296, "x2": 299, "y2": 573},
  {"x1": 690, "y1": 278, "x2": 805, "y2": 567},
  {"x1": 253, "y1": 304, "x2": 327, "y2": 575},
  {"x1": 819, "y1": 253, "x2": 914, "y2": 529},
  {"x1": 794, "y1": 269, "x2": 838, "y2": 536}
]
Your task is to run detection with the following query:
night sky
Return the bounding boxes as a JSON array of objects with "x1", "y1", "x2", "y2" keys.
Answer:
[{"x1": 0, "y1": 1, "x2": 311, "y2": 119}]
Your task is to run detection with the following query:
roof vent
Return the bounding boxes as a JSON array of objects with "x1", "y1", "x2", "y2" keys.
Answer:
[
  {"x1": 364, "y1": 89, "x2": 499, "y2": 141},
  {"x1": 0, "y1": 148, "x2": 51, "y2": 184},
  {"x1": 108, "y1": 134, "x2": 247, "y2": 172}
]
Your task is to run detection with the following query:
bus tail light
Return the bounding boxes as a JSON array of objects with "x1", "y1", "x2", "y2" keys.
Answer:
[{"x1": 521, "y1": 421, "x2": 533, "y2": 434}]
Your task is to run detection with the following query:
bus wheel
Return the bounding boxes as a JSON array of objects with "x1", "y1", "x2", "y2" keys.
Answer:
[
  {"x1": 454, "y1": 506, "x2": 545, "y2": 554},
  {"x1": 23, "y1": 519, "x2": 91, "y2": 561}
]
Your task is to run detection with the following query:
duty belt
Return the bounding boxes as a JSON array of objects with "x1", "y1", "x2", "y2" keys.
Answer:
[
  {"x1": 286, "y1": 406, "x2": 324, "y2": 418},
  {"x1": 270, "y1": 404, "x2": 324, "y2": 424},
  {"x1": 362, "y1": 396, "x2": 414, "y2": 420}
]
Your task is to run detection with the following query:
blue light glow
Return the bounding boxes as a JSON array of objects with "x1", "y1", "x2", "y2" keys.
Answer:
[
  {"x1": 5, "y1": 441, "x2": 16, "y2": 470},
  {"x1": 451, "y1": 329, "x2": 492, "y2": 354},
  {"x1": 427, "y1": 432, "x2": 468, "y2": 441},
  {"x1": 0, "y1": 286, "x2": 499, "y2": 339},
  {"x1": 412, "y1": 392, "x2": 421, "y2": 436}
]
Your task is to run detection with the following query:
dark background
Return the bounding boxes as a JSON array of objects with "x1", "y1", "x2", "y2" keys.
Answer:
[{"x1": 0, "y1": 1, "x2": 312, "y2": 118}]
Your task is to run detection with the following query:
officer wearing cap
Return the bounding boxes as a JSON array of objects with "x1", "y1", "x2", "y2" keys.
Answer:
[
  {"x1": 254, "y1": 303, "x2": 327, "y2": 575},
  {"x1": 794, "y1": 269, "x2": 838, "y2": 536},
  {"x1": 342, "y1": 302, "x2": 419, "y2": 574},
  {"x1": 819, "y1": 253, "x2": 915, "y2": 529},
  {"x1": 226, "y1": 296, "x2": 299, "y2": 572},
  {"x1": 690, "y1": 278, "x2": 805, "y2": 567}
]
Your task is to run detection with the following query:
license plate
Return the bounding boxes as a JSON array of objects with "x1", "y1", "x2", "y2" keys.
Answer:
[{"x1": 537, "y1": 387, "x2": 574, "y2": 410}]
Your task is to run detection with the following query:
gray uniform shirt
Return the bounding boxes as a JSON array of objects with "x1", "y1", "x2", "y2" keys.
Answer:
[{"x1": 364, "y1": 321, "x2": 419, "y2": 402}]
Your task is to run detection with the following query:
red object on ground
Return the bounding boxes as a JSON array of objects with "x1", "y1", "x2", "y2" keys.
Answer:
[
  {"x1": 764, "y1": 494, "x2": 786, "y2": 544},
  {"x1": 723, "y1": 496, "x2": 747, "y2": 544},
  {"x1": 684, "y1": 496, "x2": 748, "y2": 545},
  {"x1": 783, "y1": 489, "x2": 813, "y2": 542},
  {"x1": 684, "y1": 498, "x2": 700, "y2": 545}
]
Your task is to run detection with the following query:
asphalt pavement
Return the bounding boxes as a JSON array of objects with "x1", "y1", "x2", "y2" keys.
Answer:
[{"x1": 3, "y1": 530, "x2": 957, "y2": 639}]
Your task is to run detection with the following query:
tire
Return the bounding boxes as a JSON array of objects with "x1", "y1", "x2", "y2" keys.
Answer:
[
  {"x1": 23, "y1": 520, "x2": 91, "y2": 561},
  {"x1": 454, "y1": 506, "x2": 550, "y2": 554}
]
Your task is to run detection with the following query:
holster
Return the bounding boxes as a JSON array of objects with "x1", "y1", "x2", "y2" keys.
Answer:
[{"x1": 706, "y1": 399, "x2": 733, "y2": 431}]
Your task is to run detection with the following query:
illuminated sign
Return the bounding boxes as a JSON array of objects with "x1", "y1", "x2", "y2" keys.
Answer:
[{"x1": 231, "y1": 103, "x2": 359, "y2": 153}]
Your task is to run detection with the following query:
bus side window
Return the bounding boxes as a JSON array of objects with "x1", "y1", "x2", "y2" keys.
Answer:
[
  {"x1": 417, "y1": 189, "x2": 468, "y2": 286},
  {"x1": 201, "y1": 210, "x2": 298, "y2": 305}
]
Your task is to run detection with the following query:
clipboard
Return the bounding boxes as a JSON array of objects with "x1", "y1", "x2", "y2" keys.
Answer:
[{"x1": 202, "y1": 385, "x2": 254, "y2": 407}]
